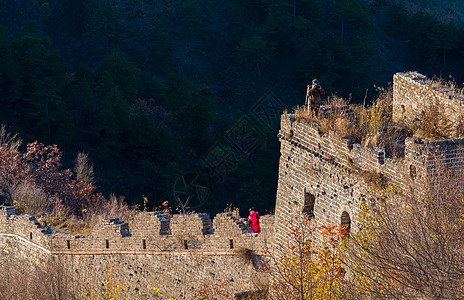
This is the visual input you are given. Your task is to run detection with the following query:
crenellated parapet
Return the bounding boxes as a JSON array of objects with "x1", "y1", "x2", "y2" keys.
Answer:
[
  {"x1": 213, "y1": 212, "x2": 248, "y2": 236},
  {"x1": 279, "y1": 115, "x2": 401, "y2": 187},
  {"x1": 0, "y1": 206, "x2": 274, "y2": 255},
  {"x1": 0, "y1": 207, "x2": 272, "y2": 299}
]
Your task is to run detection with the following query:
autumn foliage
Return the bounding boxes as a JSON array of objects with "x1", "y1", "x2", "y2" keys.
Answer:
[
  {"x1": 346, "y1": 178, "x2": 464, "y2": 299},
  {"x1": 0, "y1": 125, "x2": 106, "y2": 220},
  {"x1": 267, "y1": 217, "x2": 349, "y2": 300}
]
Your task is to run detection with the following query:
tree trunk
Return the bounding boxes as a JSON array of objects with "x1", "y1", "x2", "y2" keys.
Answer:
[
  {"x1": 341, "y1": 19, "x2": 344, "y2": 40},
  {"x1": 294, "y1": 0, "x2": 296, "y2": 23},
  {"x1": 45, "y1": 99, "x2": 51, "y2": 142}
]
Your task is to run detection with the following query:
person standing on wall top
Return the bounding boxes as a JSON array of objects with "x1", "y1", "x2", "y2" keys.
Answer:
[
  {"x1": 247, "y1": 207, "x2": 260, "y2": 233},
  {"x1": 305, "y1": 79, "x2": 325, "y2": 116}
]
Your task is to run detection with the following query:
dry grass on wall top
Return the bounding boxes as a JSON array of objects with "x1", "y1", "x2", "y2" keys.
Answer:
[
  {"x1": 293, "y1": 84, "x2": 464, "y2": 159},
  {"x1": 42, "y1": 194, "x2": 136, "y2": 234},
  {"x1": 293, "y1": 88, "x2": 409, "y2": 159},
  {"x1": 416, "y1": 72, "x2": 464, "y2": 95}
]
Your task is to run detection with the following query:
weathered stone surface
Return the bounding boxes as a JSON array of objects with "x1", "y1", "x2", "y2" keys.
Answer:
[{"x1": 0, "y1": 207, "x2": 271, "y2": 298}]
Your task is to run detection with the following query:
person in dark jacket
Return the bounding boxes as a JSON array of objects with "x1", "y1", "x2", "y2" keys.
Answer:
[
  {"x1": 305, "y1": 79, "x2": 325, "y2": 116},
  {"x1": 247, "y1": 207, "x2": 260, "y2": 233}
]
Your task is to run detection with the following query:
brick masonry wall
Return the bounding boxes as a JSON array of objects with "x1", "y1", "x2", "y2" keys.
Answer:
[
  {"x1": 274, "y1": 109, "x2": 464, "y2": 251},
  {"x1": 393, "y1": 72, "x2": 464, "y2": 137},
  {"x1": 274, "y1": 117, "x2": 374, "y2": 250},
  {"x1": 62, "y1": 252, "x2": 266, "y2": 298},
  {"x1": 0, "y1": 206, "x2": 272, "y2": 298}
]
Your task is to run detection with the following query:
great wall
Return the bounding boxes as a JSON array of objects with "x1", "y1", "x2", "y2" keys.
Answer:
[{"x1": 1, "y1": 72, "x2": 464, "y2": 298}]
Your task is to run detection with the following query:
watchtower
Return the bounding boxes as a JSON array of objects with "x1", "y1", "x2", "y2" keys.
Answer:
[{"x1": 273, "y1": 72, "x2": 464, "y2": 250}]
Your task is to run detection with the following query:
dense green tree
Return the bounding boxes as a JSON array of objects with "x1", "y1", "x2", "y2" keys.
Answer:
[
  {"x1": 348, "y1": 34, "x2": 376, "y2": 88},
  {"x1": 82, "y1": 0, "x2": 126, "y2": 61},
  {"x1": 62, "y1": 0, "x2": 87, "y2": 38},
  {"x1": 317, "y1": 32, "x2": 351, "y2": 94},
  {"x1": 334, "y1": 0, "x2": 370, "y2": 39},
  {"x1": 82, "y1": 71, "x2": 129, "y2": 162},
  {"x1": 237, "y1": 35, "x2": 275, "y2": 79},
  {"x1": 102, "y1": 50, "x2": 141, "y2": 101},
  {"x1": 126, "y1": 113, "x2": 169, "y2": 163},
  {"x1": 434, "y1": 22, "x2": 459, "y2": 67},
  {"x1": 233, "y1": 127, "x2": 279, "y2": 212},
  {"x1": 261, "y1": 0, "x2": 293, "y2": 52},
  {"x1": 238, "y1": 0, "x2": 270, "y2": 25},
  {"x1": 289, "y1": 16, "x2": 321, "y2": 87},
  {"x1": 386, "y1": 3, "x2": 410, "y2": 36},
  {"x1": 12, "y1": 23, "x2": 69, "y2": 143},
  {"x1": 125, "y1": 112, "x2": 179, "y2": 202},
  {"x1": 0, "y1": 27, "x2": 20, "y2": 108},
  {"x1": 293, "y1": 0, "x2": 323, "y2": 24},
  {"x1": 71, "y1": 64, "x2": 95, "y2": 108},
  {"x1": 176, "y1": 82, "x2": 217, "y2": 156},
  {"x1": 409, "y1": 11, "x2": 442, "y2": 69},
  {"x1": 172, "y1": 0, "x2": 206, "y2": 38},
  {"x1": 139, "y1": 75, "x2": 168, "y2": 104},
  {"x1": 290, "y1": 16, "x2": 318, "y2": 53},
  {"x1": 145, "y1": 20, "x2": 173, "y2": 73}
]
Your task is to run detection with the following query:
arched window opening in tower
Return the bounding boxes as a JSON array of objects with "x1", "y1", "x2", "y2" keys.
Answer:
[
  {"x1": 341, "y1": 211, "x2": 351, "y2": 237},
  {"x1": 303, "y1": 191, "x2": 315, "y2": 217},
  {"x1": 410, "y1": 164, "x2": 417, "y2": 179}
]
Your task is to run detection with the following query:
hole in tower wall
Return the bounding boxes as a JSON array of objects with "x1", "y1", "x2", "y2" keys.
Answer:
[
  {"x1": 142, "y1": 239, "x2": 146, "y2": 250},
  {"x1": 341, "y1": 211, "x2": 351, "y2": 237},
  {"x1": 29, "y1": 232, "x2": 32, "y2": 240},
  {"x1": 183, "y1": 240, "x2": 188, "y2": 250},
  {"x1": 106, "y1": 240, "x2": 109, "y2": 249},
  {"x1": 410, "y1": 165, "x2": 417, "y2": 179},
  {"x1": 303, "y1": 191, "x2": 315, "y2": 217},
  {"x1": 286, "y1": 129, "x2": 293, "y2": 139},
  {"x1": 229, "y1": 239, "x2": 234, "y2": 249},
  {"x1": 67, "y1": 240, "x2": 70, "y2": 249}
]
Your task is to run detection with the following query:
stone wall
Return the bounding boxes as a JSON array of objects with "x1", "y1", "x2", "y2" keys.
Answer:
[
  {"x1": 0, "y1": 206, "x2": 273, "y2": 298},
  {"x1": 273, "y1": 71, "x2": 464, "y2": 252},
  {"x1": 274, "y1": 89, "x2": 464, "y2": 251},
  {"x1": 274, "y1": 117, "x2": 386, "y2": 249},
  {"x1": 393, "y1": 71, "x2": 464, "y2": 136}
]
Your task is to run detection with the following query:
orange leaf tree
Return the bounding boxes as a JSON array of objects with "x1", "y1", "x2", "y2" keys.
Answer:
[
  {"x1": 0, "y1": 128, "x2": 102, "y2": 215},
  {"x1": 267, "y1": 216, "x2": 350, "y2": 300}
]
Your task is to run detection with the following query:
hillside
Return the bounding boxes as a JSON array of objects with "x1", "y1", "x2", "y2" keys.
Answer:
[{"x1": 0, "y1": 0, "x2": 463, "y2": 214}]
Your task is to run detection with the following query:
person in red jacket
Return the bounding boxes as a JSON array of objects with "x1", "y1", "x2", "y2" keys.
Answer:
[{"x1": 247, "y1": 207, "x2": 261, "y2": 233}]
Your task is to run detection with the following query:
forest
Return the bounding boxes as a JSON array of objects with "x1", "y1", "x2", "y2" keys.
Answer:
[{"x1": 0, "y1": 0, "x2": 464, "y2": 215}]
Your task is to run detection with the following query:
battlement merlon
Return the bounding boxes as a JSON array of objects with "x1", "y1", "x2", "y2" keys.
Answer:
[
  {"x1": 393, "y1": 72, "x2": 464, "y2": 137},
  {"x1": 0, "y1": 206, "x2": 15, "y2": 219},
  {"x1": 92, "y1": 218, "x2": 130, "y2": 238}
]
